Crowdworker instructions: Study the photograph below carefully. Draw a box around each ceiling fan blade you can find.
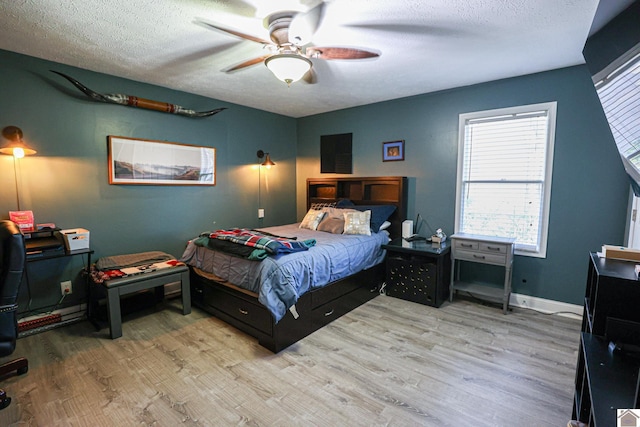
[306,47,380,60]
[224,55,272,72]
[195,18,272,45]
[289,2,326,46]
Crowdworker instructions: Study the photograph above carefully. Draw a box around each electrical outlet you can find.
[258,208,265,218]
[61,281,72,295]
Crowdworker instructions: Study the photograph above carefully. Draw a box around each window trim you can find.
[454,101,557,258]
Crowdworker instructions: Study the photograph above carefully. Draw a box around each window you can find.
[455,102,557,257]
[594,48,640,186]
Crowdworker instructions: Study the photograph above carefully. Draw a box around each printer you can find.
[24,228,65,258]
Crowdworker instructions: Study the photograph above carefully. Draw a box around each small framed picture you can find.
[382,140,405,162]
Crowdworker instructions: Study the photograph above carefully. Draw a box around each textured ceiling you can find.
[0,0,629,118]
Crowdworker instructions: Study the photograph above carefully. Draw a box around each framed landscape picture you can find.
[108,136,215,185]
[383,140,405,162]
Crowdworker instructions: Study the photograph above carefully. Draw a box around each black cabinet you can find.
[382,238,451,307]
[572,253,640,426]
[583,252,640,335]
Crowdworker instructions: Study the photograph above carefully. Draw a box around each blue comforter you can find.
[180,223,389,322]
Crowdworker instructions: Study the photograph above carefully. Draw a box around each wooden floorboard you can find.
[0,295,581,426]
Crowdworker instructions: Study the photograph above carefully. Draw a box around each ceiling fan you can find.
[196,2,380,85]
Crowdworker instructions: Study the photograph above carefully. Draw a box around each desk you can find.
[382,238,451,307]
[25,248,93,321]
[26,248,93,286]
[449,233,515,314]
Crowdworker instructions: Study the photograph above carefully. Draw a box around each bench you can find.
[97,265,191,339]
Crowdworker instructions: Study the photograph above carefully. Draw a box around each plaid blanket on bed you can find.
[208,228,316,257]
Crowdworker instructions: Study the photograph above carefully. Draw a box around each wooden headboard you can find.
[307,176,408,239]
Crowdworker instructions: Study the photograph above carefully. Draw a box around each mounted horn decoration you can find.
[51,71,226,118]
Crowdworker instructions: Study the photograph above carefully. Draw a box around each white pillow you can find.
[299,209,325,230]
[379,220,391,231]
[343,210,371,236]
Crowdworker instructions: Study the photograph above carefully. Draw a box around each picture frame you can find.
[108,136,215,185]
[382,140,405,162]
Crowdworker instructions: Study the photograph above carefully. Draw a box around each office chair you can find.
[0,220,28,410]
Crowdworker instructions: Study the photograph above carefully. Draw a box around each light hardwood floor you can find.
[0,295,581,426]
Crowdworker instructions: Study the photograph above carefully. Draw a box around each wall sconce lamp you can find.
[1,126,37,211]
[256,150,275,221]
[1,126,36,158]
[257,150,275,169]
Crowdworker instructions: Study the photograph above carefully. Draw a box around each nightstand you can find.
[449,233,515,314]
[381,238,451,307]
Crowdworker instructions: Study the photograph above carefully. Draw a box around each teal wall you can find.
[1,46,630,312]
[0,49,297,315]
[296,65,629,305]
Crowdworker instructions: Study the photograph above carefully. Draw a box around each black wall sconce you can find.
[257,150,275,169]
[0,126,36,158]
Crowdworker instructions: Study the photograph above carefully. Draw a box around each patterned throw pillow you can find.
[310,201,337,210]
[343,210,371,236]
[299,209,326,230]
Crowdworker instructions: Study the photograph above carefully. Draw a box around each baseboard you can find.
[510,293,583,319]
[18,304,87,337]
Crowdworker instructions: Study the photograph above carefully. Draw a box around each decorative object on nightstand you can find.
[449,233,515,314]
[431,228,447,244]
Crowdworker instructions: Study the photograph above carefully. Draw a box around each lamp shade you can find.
[257,149,276,169]
[0,126,36,158]
[261,153,276,168]
[265,54,312,85]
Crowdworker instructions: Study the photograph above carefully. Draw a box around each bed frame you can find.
[189,176,408,352]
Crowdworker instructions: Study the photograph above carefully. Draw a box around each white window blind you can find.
[456,102,557,257]
[595,50,640,184]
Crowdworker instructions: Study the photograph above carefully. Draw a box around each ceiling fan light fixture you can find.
[265,54,312,85]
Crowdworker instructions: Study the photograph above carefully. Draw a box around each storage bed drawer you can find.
[311,284,378,328]
[203,285,273,335]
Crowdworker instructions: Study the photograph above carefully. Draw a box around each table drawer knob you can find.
[473,254,486,260]
[238,308,249,315]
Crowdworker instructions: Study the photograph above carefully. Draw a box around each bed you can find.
[182,176,408,352]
